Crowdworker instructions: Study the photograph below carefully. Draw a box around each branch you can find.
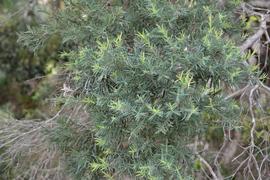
[196,153,221,180]
[249,0,270,9]
[225,84,250,100]
[239,16,267,54]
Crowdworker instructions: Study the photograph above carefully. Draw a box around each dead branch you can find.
[249,0,270,9]
[240,15,268,54]
[225,84,250,100]
[196,153,221,180]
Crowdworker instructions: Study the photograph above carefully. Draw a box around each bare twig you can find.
[225,84,250,100]
[0,106,64,150]
[196,153,221,180]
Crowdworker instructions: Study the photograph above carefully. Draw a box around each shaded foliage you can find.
[0,0,62,118]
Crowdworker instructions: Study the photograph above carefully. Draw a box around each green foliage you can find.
[21,0,250,179]
[48,118,99,179]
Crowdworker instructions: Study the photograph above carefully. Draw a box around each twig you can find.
[196,153,221,180]
[225,84,249,100]
[0,106,64,150]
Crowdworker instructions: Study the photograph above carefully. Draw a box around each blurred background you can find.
[0,0,64,119]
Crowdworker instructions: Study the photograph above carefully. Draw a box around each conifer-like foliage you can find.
[20,0,250,179]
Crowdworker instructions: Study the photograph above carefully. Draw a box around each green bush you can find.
[21,0,251,179]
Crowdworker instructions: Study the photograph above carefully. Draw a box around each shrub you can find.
[20,0,251,179]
